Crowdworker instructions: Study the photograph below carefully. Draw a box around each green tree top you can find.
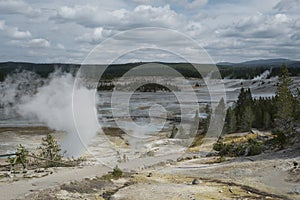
[38,134,65,167]
[276,64,293,121]
[273,64,294,144]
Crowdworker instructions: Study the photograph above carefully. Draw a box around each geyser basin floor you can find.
[0,126,62,154]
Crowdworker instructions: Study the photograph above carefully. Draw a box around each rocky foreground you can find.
[0,127,299,200]
[0,146,296,200]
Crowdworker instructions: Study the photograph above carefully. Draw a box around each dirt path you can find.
[0,166,110,200]
[0,153,182,200]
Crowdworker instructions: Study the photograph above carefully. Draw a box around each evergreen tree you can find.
[252,96,275,129]
[274,64,294,137]
[225,107,237,133]
[38,134,64,167]
[253,98,263,128]
[241,106,254,131]
[263,111,271,129]
[293,88,300,121]
[8,144,28,169]
[269,96,278,124]
[235,87,246,124]
[234,88,253,131]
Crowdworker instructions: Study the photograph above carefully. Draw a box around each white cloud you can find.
[29,38,51,48]
[128,5,186,28]
[275,13,289,23]
[11,27,32,39]
[8,38,51,48]
[52,4,186,30]
[0,0,40,17]
[1,0,300,63]
[218,13,292,39]
[76,27,113,44]
[51,5,123,28]
[57,43,65,49]
[57,6,76,19]
[132,0,208,9]
[0,20,32,39]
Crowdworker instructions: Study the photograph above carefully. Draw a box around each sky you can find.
[0,0,299,63]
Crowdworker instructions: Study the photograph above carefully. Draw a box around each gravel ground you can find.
[6,147,298,200]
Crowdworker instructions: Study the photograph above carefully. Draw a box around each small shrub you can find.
[234,143,246,156]
[8,144,28,169]
[112,165,123,179]
[271,129,287,149]
[213,138,263,157]
[102,165,123,180]
[246,138,263,156]
[213,142,224,151]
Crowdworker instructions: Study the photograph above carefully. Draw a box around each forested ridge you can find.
[1,59,300,81]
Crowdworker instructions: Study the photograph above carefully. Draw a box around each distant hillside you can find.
[217,58,300,79]
[0,59,300,81]
[217,58,300,68]
[0,62,203,80]
[0,62,79,78]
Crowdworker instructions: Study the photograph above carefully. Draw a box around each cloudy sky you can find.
[0,0,299,63]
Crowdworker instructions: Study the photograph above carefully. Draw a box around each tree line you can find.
[1,61,300,82]
[223,65,299,144]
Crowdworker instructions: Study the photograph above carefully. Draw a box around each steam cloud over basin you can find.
[16,72,99,157]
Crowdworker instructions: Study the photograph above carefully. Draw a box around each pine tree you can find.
[225,107,237,133]
[263,111,271,129]
[253,98,263,128]
[234,88,253,131]
[293,88,300,121]
[235,87,246,127]
[241,106,254,131]
[38,134,64,167]
[8,144,28,169]
[274,65,294,137]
